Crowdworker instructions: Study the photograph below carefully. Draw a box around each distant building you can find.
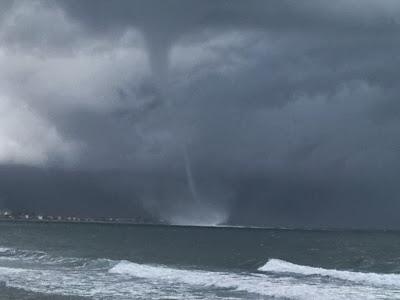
[37,215,43,220]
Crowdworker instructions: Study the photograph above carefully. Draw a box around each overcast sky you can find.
[1,0,400,228]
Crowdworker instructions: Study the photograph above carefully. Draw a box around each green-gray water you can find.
[0,221,399,299]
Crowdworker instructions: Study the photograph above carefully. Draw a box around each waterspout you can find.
[144,31,199,204]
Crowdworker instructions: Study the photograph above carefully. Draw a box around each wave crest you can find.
[0,248,397,300]
[259,259,400,287]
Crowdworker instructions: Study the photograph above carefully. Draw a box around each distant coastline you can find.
[0,210,165,225]
[0,218,163,226]
[0,215,397,233]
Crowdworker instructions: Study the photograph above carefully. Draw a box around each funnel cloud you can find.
[1,0,400,228]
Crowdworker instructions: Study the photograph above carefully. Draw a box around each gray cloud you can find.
[0,0,400,228]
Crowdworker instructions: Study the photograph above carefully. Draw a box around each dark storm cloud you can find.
[1,0,400,228]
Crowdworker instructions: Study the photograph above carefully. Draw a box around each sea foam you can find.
[0,246,399,300]
[259,259,400,287]
[109,260,399,300]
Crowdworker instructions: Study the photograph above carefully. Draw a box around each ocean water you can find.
[0,222,399,299]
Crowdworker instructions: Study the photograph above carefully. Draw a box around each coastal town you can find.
[0,210,165,224]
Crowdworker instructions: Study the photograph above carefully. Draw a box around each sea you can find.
[0,221,399,300]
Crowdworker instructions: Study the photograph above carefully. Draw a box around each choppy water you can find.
[0,221,399,299]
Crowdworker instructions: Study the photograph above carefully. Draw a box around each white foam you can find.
[259,259,400,287]
[109,260,400,300]
[0,248,398,300]
[0,247,90,267]
[0,247,14,253]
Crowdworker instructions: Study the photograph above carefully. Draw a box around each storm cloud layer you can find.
[1,0,400,228]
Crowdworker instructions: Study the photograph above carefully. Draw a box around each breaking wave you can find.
[0,248,13,253]
[109,260,400,300]
[0,247,399,300]
[0,246,112,269]
[259,259,400,287]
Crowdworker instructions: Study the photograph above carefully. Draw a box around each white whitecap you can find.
[109,260,400,300]
[259,259,400,287]
[0,248,398,300]
[0,247,13,253]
